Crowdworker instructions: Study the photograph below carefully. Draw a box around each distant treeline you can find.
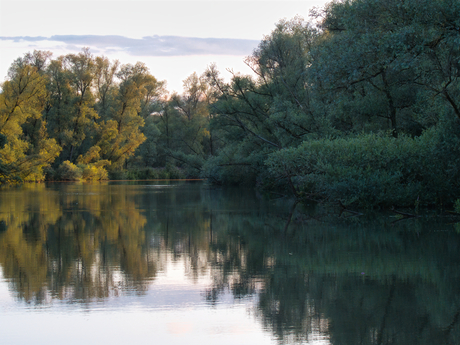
[1,0,460,208]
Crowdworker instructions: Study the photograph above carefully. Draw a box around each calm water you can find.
[0,181,459,345]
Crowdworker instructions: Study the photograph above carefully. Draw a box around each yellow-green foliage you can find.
[57,161,82,181]
[81,165,108,181]
[0,61,61,183]
[57,160,109,181]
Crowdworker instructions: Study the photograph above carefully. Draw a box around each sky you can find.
[0,0,330,93]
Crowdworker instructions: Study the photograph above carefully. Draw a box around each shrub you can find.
[108,170,127,180]
[165,164,186,179]
[266,124,460,208]
[201,152,260,185]
[108,167,186,180]
[56,161,82,181]
[81,164,108,181]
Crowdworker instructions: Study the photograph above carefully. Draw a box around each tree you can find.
[42,50,165,177]
[94,55,119,119]
[63,48,98,162]
[201,18,319,186]
[311,0,460,137]
[95,62,153,169]
[0,53,61,182]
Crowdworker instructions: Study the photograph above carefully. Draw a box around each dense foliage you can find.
[1,0,460,207]
[203,0,460,208]
[0,49,166,182]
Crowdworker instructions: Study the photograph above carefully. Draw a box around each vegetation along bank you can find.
[1,0,460,209]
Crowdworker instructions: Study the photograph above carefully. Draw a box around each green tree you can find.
[63,48,98,162]
[95,62,151,170]
[0,53,61,182]
[201,19,319,186]
[93,55,119,119]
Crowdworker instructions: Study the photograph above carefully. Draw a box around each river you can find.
[0,181,458,344]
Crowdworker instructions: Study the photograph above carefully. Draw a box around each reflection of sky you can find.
[0,308,275,345]
[0,253,329,345]
[0,251,241,308]
[0,267,11,305]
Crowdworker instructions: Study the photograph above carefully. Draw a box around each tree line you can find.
[1,0,460,207]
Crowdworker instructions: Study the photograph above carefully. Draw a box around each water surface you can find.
[0,182,459,344]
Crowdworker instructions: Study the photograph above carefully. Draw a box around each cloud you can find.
[0,35,260,57]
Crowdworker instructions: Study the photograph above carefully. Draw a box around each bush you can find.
[108,166,186,180]
[266,124,460,208]
[124,168,160,180]
[201,152,260,185]
[165,164,186,179]
[108,170,127,180]
[56,161,82,181]
[81,164,108,181]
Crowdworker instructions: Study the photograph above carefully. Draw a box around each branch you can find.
[220,113,281,148]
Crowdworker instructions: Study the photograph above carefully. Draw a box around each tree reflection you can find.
[0,184,157,303]
[1,183,460,344]
[198,205,460,345]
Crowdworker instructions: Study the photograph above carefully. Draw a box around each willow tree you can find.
[201,18,319,185]
[261,0,460,205]
[42,50,165,178]
[94,62,153,170]
[311,0,460,137]
[0,52,61,182]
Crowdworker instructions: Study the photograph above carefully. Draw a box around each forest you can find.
[1,0,460,208]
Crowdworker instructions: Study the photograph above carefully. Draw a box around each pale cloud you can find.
[0,37,255,93]
[0,35,259,57]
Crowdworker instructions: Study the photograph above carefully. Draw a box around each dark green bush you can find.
[266,120,460,208]
[108,166,186,180]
